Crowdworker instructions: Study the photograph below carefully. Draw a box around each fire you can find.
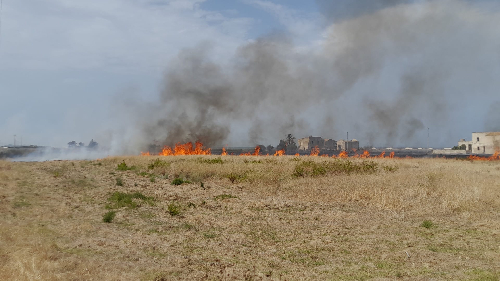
[295,153,300,157]
[141,151,151,156]
[274,149,285,156]
[241,146,261,156]
[148,141,212,156]
[310,146,320,156]
[221,147,227,156]
[468,151,500,161]
[338,151,349,158]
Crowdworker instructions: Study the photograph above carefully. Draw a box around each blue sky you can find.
[0,0,499,150]
[0,0,323,147]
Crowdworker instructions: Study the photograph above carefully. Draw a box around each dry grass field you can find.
[0,156,499,280]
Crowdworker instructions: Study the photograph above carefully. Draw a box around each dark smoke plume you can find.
[126,0,500,151]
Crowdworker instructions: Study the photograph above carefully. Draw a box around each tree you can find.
[277,134,298,154]
[88,139,99,149]
[68,141,77,148]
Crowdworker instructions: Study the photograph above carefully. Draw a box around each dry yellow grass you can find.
[0,156,499,280]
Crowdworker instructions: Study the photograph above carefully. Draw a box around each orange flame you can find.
[360,150,370,158]
[240,146,261,156]
[468,151,500,161]
[310,146,320,156]
[274,149,285,156]
[338,151,348,158]
[143,141,212,156]
[221,147,227,156]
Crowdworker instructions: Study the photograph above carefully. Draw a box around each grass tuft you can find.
[171,178,191,185]
[148,159,169,170]
[167,203,181,216]
[102,211,116,223]
[199,157,224,164]
[115,177,124,186]
[117,161,136,171]
[106,191,154,209]
[421,220,434,229]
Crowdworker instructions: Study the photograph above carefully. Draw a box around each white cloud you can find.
[0,0,254,72]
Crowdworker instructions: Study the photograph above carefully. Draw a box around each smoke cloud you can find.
[123,0,500,151]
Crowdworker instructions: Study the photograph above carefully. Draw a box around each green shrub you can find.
[116,177,124,186]
[171,178,191,185]
[117,161,136,171]
[168,203,181,216]
[103,211,116,223]
[171,178,184,185]
[148,159,169,170]
[106,192,154,209]
[421,220,434,229]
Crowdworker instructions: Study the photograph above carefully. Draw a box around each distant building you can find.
[337,139,360,152]
[298,136,326,150]
[458,132,500,154]
[324,139,337,150]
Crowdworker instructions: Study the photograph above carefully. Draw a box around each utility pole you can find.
[347,132,349,141]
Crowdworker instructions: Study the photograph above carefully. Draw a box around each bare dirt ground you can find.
[0,156,499,280]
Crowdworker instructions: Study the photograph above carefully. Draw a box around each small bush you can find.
[116,177,124,186]
[103,211,116,223]
[168,203,181,216]
[117,161,136,171]
[421,220,434,229]
[171,178,191,185]
[106,192,154,209]
[138,171,155,177]
[148,159,169,170]
[150,176,156,183]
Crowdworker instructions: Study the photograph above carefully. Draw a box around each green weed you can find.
[117,161,136,171]
[171,178,191,185]
[421,220,434,229]
[168,203,181,216]
[148,159,169,170]
[103,211,116,223]
[106,192,154,209]
[116,177,124,186]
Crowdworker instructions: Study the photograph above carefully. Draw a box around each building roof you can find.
[486,132,500,136]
